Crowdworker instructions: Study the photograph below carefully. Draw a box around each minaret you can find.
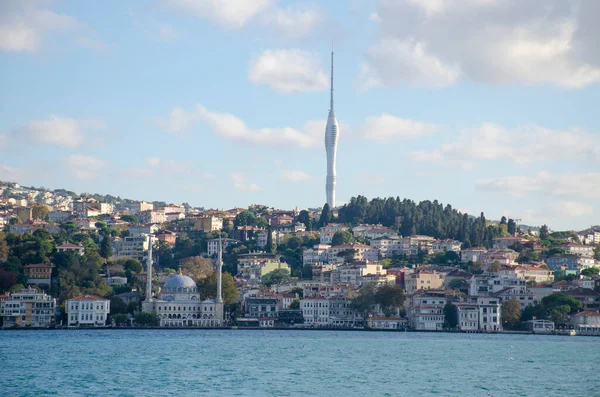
[216,236,223,303]
[145,234,153,303]
[324,48,339,208]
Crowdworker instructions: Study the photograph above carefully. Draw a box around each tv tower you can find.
[324,48,339,208]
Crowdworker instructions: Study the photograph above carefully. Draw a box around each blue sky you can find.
[1,0,599,230]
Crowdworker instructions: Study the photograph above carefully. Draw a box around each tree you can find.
[262,268,290,287]
[297,210,312,231]
[135,312,158,326]
[197,271,239,304]
[112,313,129,326]
[581,267,600,277]
[595,244,600,261]
[337,249,358,263]
[443,303,458,329]
[289,299,300,309]
[234,210,256,227]
[0,269,18,292]
[120,215,139,224]
[502,298,521,330]
[540,225,550,240]
[180,256,213,281]
[117,258,143,274]
[351,284,377,317]
[488,261,502,273]
[99,236,112,259]
[507,219,517,236]
[0,232,9,261]
[521,303,547,322]
[448,278,467,291]
[375,285,406,317]
[318,203,333,227]
[32,205,49,220]
[541,293,582,314]
[331,230,354,246]
[110,296,128,314]
[550,305,571,326]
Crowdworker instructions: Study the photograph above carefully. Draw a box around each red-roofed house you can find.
[571,310,600,334]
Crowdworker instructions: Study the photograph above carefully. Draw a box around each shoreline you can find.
[2,326,597,337]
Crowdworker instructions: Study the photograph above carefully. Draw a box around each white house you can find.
[67,295,111,327]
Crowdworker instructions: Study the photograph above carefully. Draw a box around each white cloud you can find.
[0,164,27,181]
[355,171,386,186]
[145,157,162,167]
[411,123,600,169]
[231,173,261,192]
[476,172,600,200]
[363,113,440,142]
[262,6,323,39]
[161,0,273,29]
[249,49,329,93]
[158,104,324,148]
[0,2,80,52]
[64,155,105,180]
[361,0,600,88]
[9,115,105,148]
[121,168,153,178]
[280,169,312,183]
[523,201,593,227]
[358,38,460,89]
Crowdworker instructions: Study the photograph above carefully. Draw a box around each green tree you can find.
[180,256,213,280]
[99,236,112,259]
[197,271,239,304]
[0,232,9,261]
[296,210,312,231]
[117,258,143,273]
[539,224,550,240]
[234,210,256,227]
[488,261,502,273]
[262,268,290,287]
[581,267,600,277]
[375,285,406,317]
[595,244,600,261]
[318,203,333,227]
[443,303,458,329]
[541,293,582,314]
[507,219,517,236]
[331,230,354,246]
[550,305,571,326]
[289,299,300,309]
[135,312,158,326]
[337,249,358,263]
[120,215,139,224]
[351,284,377,317]
[110,296,128,314]
[32,205,49,220]
[448,278,467,291]
[112,313,129,326]
[502,298,522,330]
[521,303,547,322]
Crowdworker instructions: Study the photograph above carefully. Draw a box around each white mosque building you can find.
[141,235,224,327]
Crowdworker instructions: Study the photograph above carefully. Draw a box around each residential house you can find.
[556,243,594,258]
[129,201,153,214]
[460,247,487,263]
[128,224,159,237]
[432,239,462,253]
[1,288,56,328]
[138,210,166,224]
[302,244,330,265]
[156,230,177,246]
[369,235,403,258]
[563,288,600,310]
[571,311,600,334]
[405,270,445,295]
[547,254,596,271]
[66,295,110,327]
[56,243,84,256]
[457,296,502,332]
[23,263,53,288]
[326,243,378,263]
[244,297,279,318]
[492,237,523,250]
[407,290,448,331]
[207,238,239,256]
[48,210,74,223]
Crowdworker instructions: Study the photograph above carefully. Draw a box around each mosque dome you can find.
[163,275,197,293]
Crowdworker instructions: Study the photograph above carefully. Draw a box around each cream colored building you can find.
[405,270,445,295]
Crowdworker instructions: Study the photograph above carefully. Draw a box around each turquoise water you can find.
[1,330,598,396]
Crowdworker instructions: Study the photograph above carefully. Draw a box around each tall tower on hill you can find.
[324,49,339,208]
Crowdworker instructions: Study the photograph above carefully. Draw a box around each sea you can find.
[1,329,598,397]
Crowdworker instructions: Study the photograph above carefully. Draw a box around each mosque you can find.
[141,235,224,327]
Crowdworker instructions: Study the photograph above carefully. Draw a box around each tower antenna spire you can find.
[330,43,334,111]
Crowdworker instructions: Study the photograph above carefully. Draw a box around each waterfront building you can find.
[66,295,110,327]
[244,297,279,318]
[141,235,224,327]
[1,288,56,328]
[407,290,448,331]
[456,296,502,332]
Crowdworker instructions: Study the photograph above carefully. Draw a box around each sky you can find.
[0,0,599,231]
